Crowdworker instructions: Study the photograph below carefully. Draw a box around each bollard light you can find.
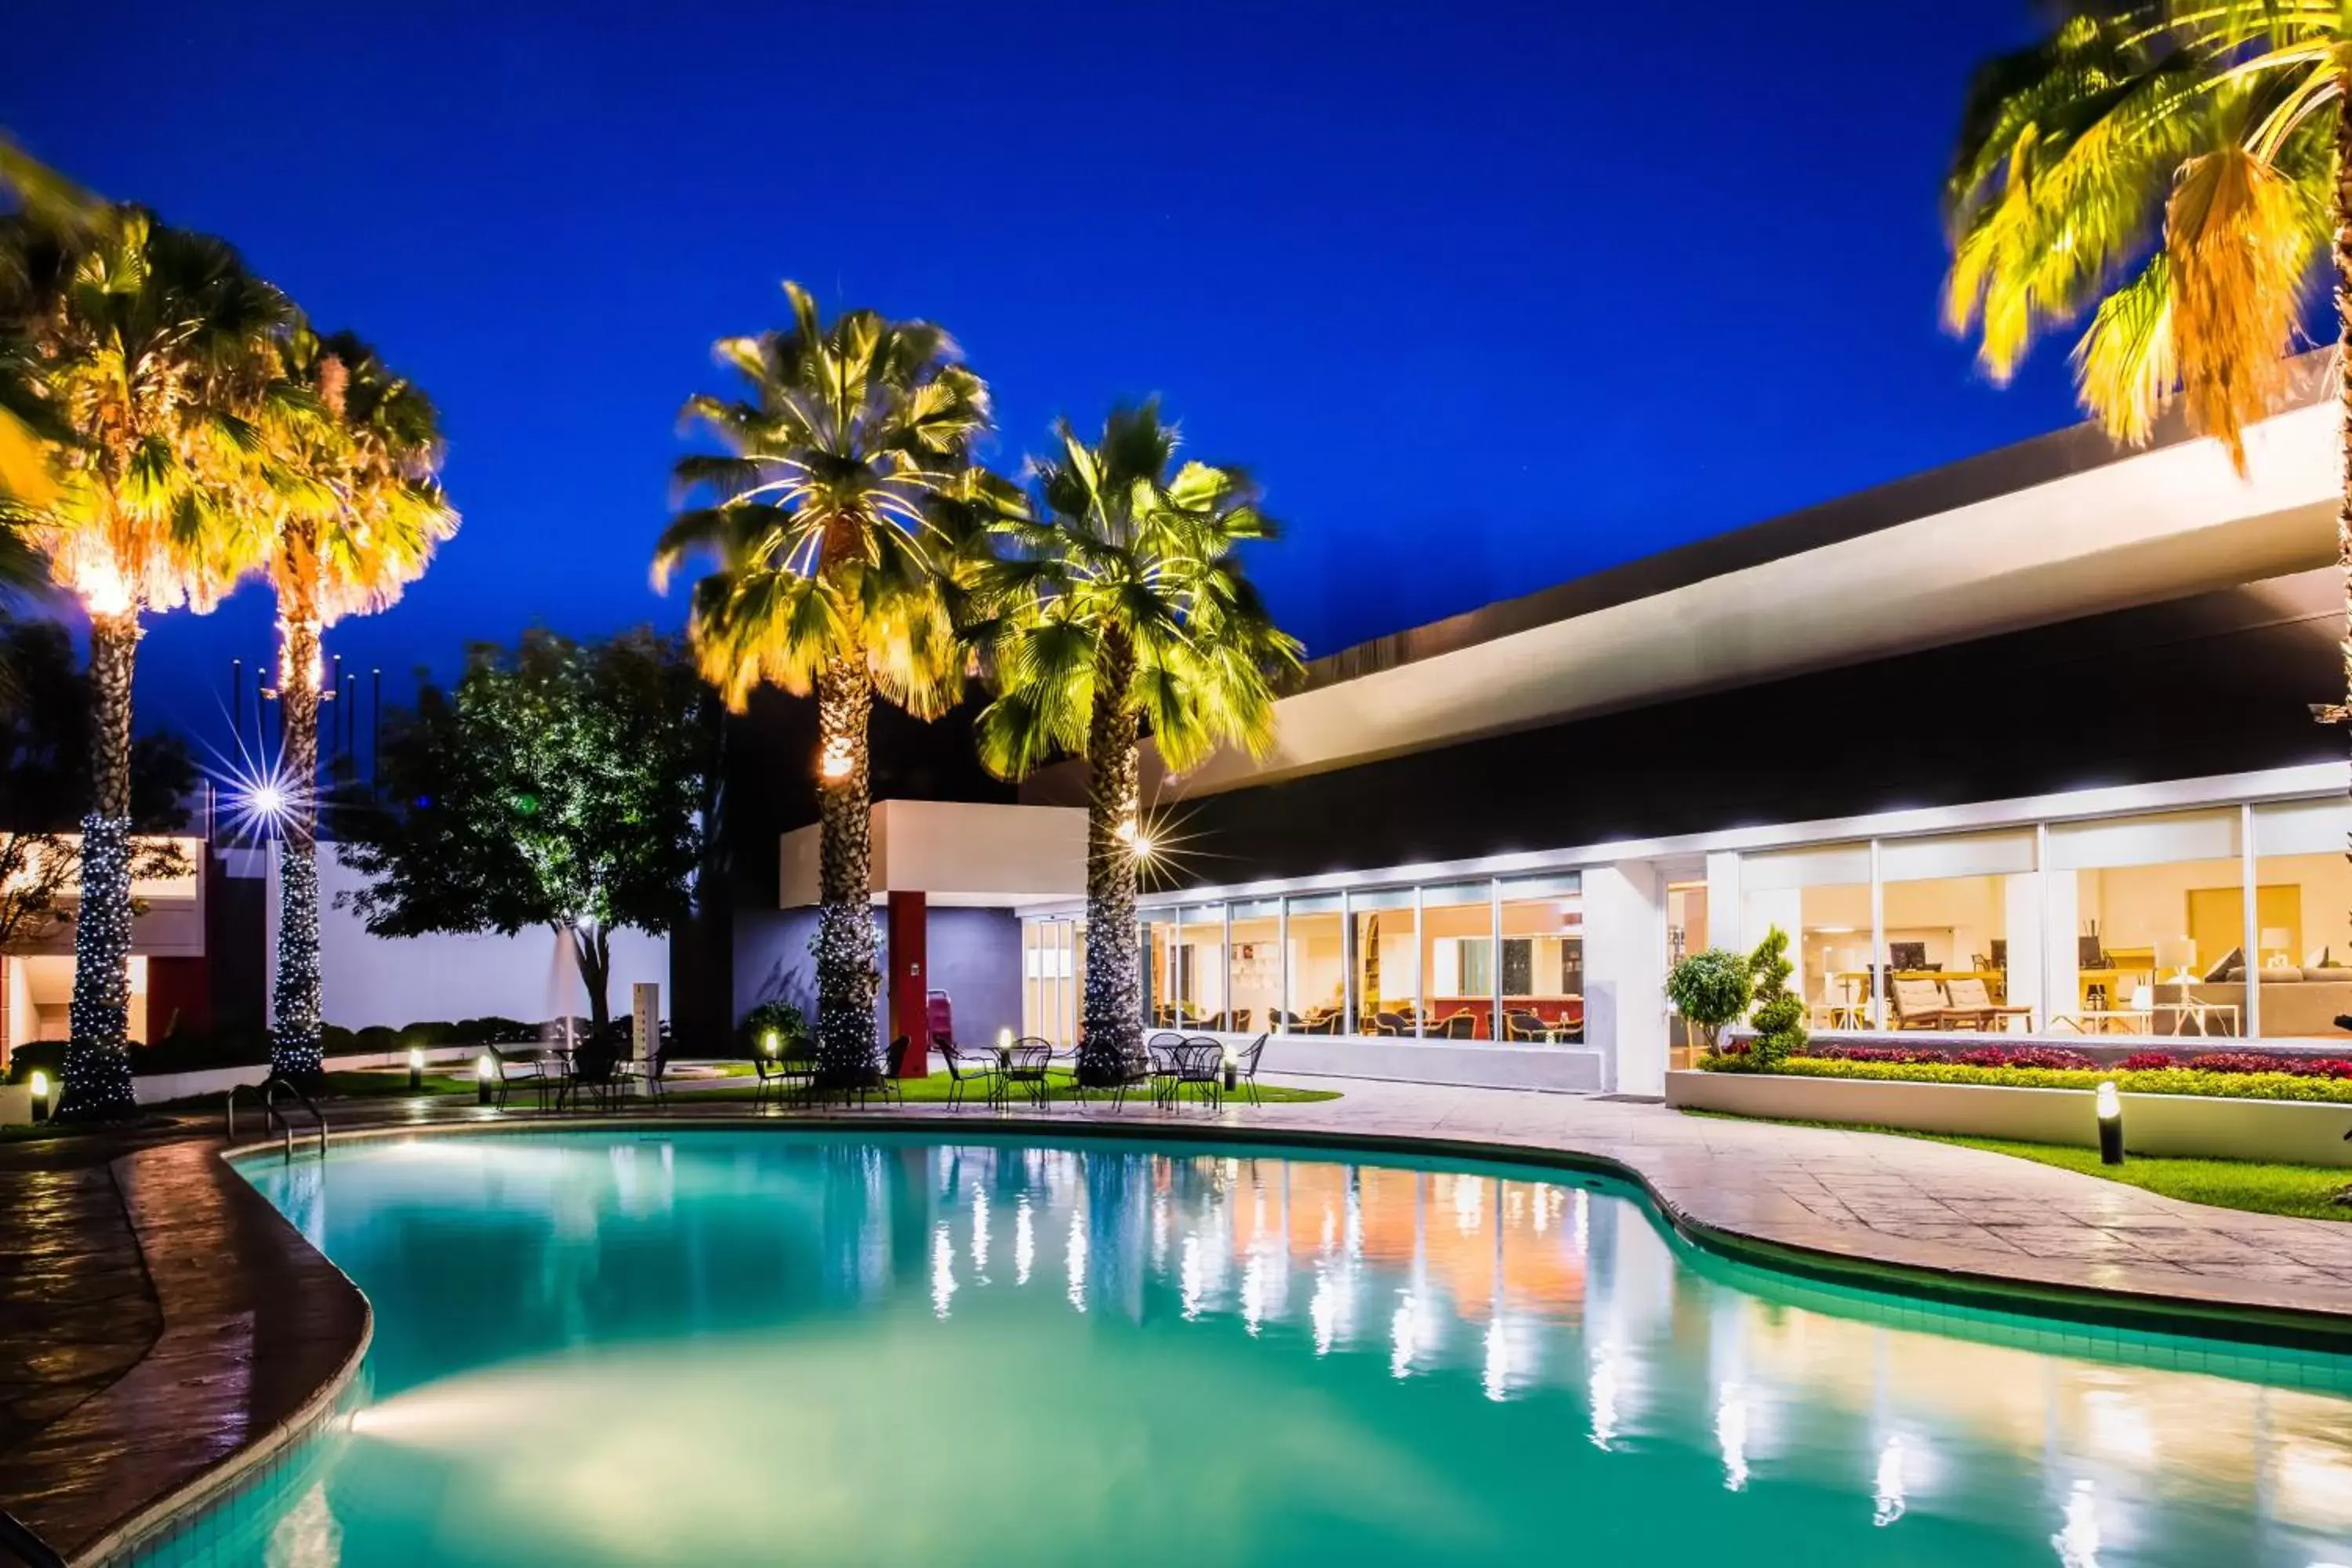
[2095,1080,2124,1166]
[476,1053,496,1107]
[763,1029,780,1058]
[28,1069,49,1123]
[408,1046,425,1092]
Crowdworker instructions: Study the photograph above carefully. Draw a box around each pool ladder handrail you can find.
[225,1076,328,1160]
[0,1508,67,1568]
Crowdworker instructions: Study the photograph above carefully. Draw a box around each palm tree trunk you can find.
[270,610,325,1081]
[2337,88,2352,870]
[813,654,877,1084]
[1079,629,1142,1086]
[58,611,140,1120]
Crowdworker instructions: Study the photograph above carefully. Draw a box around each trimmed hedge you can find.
[1700,1052,2352,1104]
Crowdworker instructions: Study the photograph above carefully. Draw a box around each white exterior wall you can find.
[1584,861,1669,1095]
[289,848,671,1029]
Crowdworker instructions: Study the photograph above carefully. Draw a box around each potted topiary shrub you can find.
[1667,947,1752,1055]
[1740,925,1809,1072]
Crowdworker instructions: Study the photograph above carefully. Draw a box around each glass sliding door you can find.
[1876,830,2039,1032]
[1228,899,1282,1037]
[1499,874,1581,1043]
[1284,895,1345,1034]
[1421,881,1496,1039]
[2046,809,2246,1039]
[2250,798,2352,1044]
[1350,888,1417,1036]
[1739,843,1872,1028]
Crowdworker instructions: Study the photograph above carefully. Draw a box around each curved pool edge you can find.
[16,1142,375,1568]
[77,1105,2352,1562]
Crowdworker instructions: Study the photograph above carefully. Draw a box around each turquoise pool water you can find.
[132,1131,2350,1566]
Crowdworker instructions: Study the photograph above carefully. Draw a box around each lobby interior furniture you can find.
[2053,983,2156,1036]
[2173,966,2352,1035]
[1371,1010,1414,1036]
[1889,978,1954,1029]
[1433,1012,1478,1039]
[1942,978,2034,1032]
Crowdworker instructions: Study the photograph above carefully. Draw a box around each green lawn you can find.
[1684,1109,2352,1222]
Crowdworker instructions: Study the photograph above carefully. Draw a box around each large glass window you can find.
[1500,874,1582,1043]
[1878,830,2039,1033]
[1170,904,1225,1029]
[1666,880,1709,1067]
[1422,880,1496,1040]
[2048,809,2245,1040]
[1351,888,1417,1036]
[1740,843,1872,1029]
[1284,895,1345,1034]
[2252,799,2352,1044]
[1021,920,1079,1044]
[1227,899,1283,1038]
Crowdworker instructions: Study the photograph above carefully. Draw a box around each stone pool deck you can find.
[5,1076,2351,1561]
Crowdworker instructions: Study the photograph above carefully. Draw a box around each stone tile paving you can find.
[5,1073,2351,1560]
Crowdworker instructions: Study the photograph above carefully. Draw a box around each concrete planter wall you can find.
[1666,1069,2352,1169]
[131,1046,488,1107]
[1258,1033,1603,1094]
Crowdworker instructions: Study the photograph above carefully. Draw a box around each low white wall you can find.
[1258,1033,1603,1093]
[1666,1069,2352,1168]
[295,851,670,1030]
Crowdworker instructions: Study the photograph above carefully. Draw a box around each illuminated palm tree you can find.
[1943,5,2350,731]
[253,324,456,1080]
[1,206,287,1116]
[0,139,99,514]
[974,401,1301,1083]
[655,281,996,1082]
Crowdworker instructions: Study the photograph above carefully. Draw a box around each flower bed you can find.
[1699,1051,2352,1105]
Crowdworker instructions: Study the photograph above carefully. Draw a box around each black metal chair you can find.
[1145,1032,1187,1107]
[567,1044,624,1112]
[1105,1036,1156,1110]
[1170,1036,1225,1109]
[619,1049,667,1107]
[753,1047,815,1110]
[997,1038,1054,1112]
[849,1036,909,1109]
[1232,1032,1270,1105]
[938,1040,1000,1112]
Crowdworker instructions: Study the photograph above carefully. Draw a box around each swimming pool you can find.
[129,1130,2351,1565]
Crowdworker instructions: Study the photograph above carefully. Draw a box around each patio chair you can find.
[567,1040,625,1112]
[1169,1036,1225,1109]
[752,1048,813,1111]
[1232,1033,1270,1105]
[937,1040,1000,1112]
[997,1040,1054,1112]
[1145,1032,1187,1107]
[1503,1009,1551,1042]
[1106,1036,1157,1111]
[619,1048,668,1108]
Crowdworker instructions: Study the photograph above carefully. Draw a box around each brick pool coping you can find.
[14,1080,2352,1561]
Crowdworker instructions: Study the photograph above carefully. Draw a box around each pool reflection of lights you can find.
[1716,1382,1751,1492]
[2053,1478,2101,1568]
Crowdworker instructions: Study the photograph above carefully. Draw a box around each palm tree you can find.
[1,206,287,1116]
[252,323,456,1080]
[655,281,996,1083]
[973,401,1301,1083]
[1941,5,2350,731]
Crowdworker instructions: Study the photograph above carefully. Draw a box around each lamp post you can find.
[2096,1080,2124,1166]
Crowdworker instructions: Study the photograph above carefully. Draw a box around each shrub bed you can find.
[1698,1051,2352,1104]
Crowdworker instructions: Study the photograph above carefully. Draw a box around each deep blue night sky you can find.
[5,1,2084,760]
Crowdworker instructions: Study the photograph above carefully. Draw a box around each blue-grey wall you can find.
[729,904,1018,1051]
[921,906,1021,1047]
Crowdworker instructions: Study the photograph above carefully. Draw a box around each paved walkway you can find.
[6,1075,2352,1560]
